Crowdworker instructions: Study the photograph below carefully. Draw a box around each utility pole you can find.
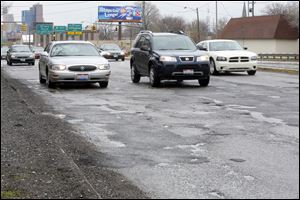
[196,8,200,42]
[247,1,250,17]
[142,1,146,30]
[252,1,255,17]
[215,1,218,38]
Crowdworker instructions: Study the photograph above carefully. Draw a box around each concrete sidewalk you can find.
[257,61,299,75]
[1,71,148,199]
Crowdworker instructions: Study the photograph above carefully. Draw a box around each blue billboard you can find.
[98,6,142,22]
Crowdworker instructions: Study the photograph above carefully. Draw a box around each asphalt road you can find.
[1,60,299,199]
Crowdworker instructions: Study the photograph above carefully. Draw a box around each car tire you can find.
[198,76,210,87]
[46,70,55,88]
[116,58,118,61]
[247,70,256,75]
[131,63,141,83]
[149,65,160,87]
[210,59,219,75]
[122,58,125,61]
[99,81,108,88]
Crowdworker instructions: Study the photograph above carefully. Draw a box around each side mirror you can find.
[141,45,150,51]
[198,46,207,51]
[244,47,248,50]
[41,52,49,57]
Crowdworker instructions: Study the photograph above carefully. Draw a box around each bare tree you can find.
[1,1,12,16]
[187,20,210,43]
[263,2,299,32]
[156,15,186,32]
[134,1,160,31]
[212,18,229,39]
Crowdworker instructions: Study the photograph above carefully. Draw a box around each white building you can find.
[220,15,299,54]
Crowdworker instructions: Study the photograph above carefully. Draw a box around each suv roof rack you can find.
[169,30,186,35]
[139,30,153,34]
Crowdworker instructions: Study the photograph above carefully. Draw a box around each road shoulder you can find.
[1,70,148,199]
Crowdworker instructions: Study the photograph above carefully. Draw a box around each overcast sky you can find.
[3,1,295,28]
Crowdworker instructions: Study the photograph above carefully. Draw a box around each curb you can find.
[257,67,299,75]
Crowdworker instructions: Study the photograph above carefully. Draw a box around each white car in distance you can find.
[197,40,258,75]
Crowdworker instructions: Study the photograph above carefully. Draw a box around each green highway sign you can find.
[67,24,82,35]
[54,26,67,33]
[36,23,53,35]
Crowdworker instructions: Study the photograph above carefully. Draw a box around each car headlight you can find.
[160,56,177,62]
[52,64,66,71]
[120,51,125,55]
[30,54,35,58]
[197,55,209,62]
[98,63,110,70]
[216,56,227,61]
[251,56,257,61]
[11,55,16,58]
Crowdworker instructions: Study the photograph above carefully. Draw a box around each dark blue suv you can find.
[130,31,210,87]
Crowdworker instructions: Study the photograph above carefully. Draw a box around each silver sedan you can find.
[39,41,111,88]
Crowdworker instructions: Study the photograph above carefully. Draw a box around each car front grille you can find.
[16,56,29,59]
[229,57,249,63]
[179,56,194,62]
[68,65,97,72]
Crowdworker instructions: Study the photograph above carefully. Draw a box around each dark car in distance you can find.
[6,45,35,66]
[99,43,125,61]
[130,31,210,87]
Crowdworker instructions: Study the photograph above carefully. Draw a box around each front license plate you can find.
[20,59,26,61]
[76,74,89,80]
[183,69,194,75]
[113,55,118,58]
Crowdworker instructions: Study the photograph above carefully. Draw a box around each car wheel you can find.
[210,59,219,75]
[46,70,55,88]
[131,63,141,83]
[99,81,108,88]
[122,58,125,61]
[32,62,35,66]
[198,76,210,87]
[247,70,256,75]
[149,65,160,87]
[116,58,118,61]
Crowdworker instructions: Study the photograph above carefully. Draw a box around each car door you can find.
[140,36,151,75]
[133,36,145,74]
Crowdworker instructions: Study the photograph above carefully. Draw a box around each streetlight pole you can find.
[196,8,200,42]
[184,6,200,42]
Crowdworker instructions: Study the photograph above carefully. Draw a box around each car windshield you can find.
[11,46,32,52]
[101,44,121,51]
[153,35,197,51]
[209,41,243,51]
[51,43,99,57]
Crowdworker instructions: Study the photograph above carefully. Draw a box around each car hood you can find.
[105,50,122,53]
[50,56,108,65]
[11,52,34,57]
[153,50,207,57]
[210,50,257,57]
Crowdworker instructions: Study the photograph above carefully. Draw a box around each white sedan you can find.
[197,39,258,75]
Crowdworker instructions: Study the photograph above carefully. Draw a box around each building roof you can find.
[220,15,299,40]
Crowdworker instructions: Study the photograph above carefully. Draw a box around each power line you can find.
[3,1,92,8]
[220,2,232,18]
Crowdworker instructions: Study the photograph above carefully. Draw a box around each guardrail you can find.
[258,54,299,61]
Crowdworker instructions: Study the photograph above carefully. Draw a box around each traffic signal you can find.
[92,25,96,32]
[115,27,118,31]
[52,34,56,41]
